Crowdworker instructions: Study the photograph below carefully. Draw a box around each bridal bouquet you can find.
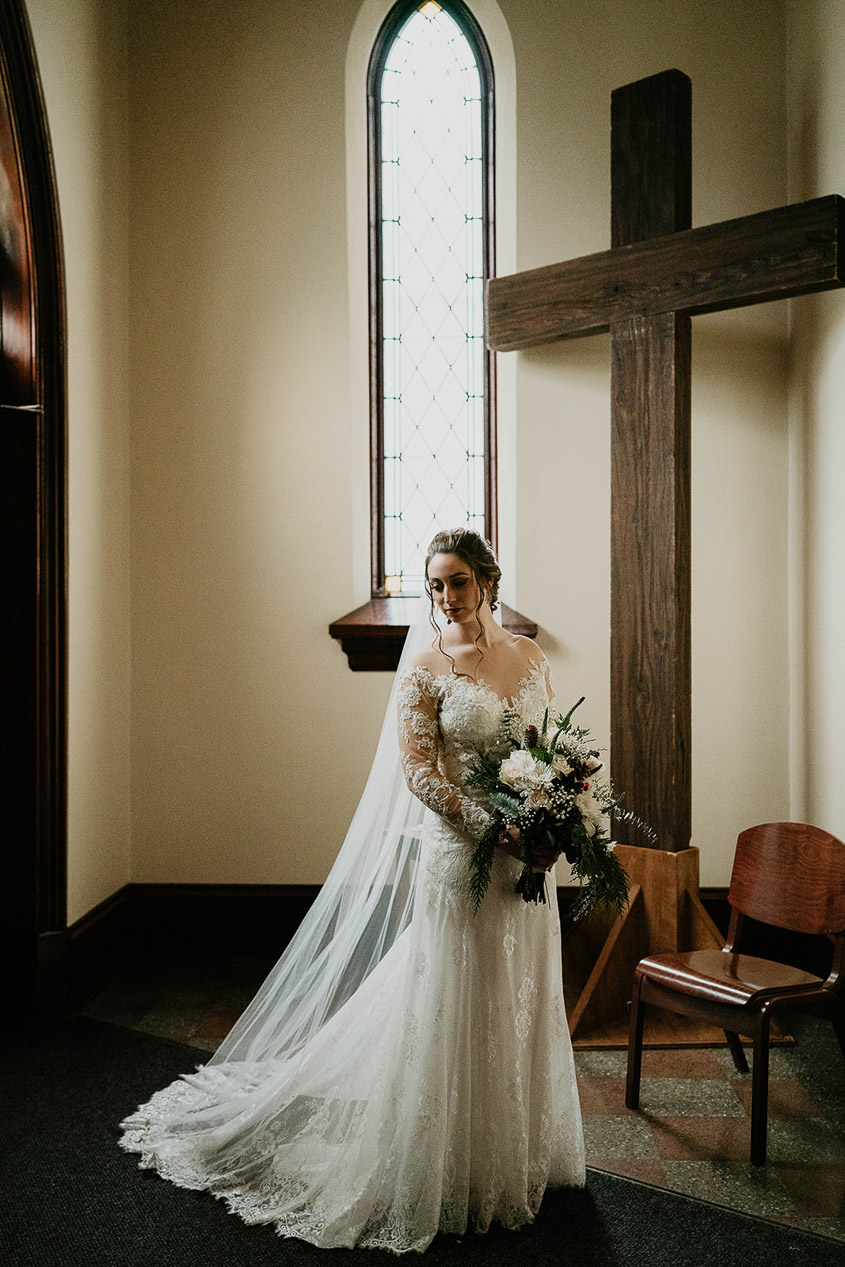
[464,698,648,922]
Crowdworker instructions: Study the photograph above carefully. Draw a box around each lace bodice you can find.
[397,659,552,842]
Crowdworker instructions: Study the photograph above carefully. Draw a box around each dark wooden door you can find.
[0,1,66,1017]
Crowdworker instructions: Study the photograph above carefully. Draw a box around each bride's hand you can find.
[497,827,560,872]
[496,825,523,862]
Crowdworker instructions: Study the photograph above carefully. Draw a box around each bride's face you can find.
[426,553,486,624]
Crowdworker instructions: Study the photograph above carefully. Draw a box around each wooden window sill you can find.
[329,598,539,671]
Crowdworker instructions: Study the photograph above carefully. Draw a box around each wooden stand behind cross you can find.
[486,68,844,854]
[486,69,844,1044]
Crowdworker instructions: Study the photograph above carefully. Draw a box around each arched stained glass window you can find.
[368,0,495,596]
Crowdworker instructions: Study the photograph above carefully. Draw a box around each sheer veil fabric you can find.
[210,598,438,1068]
[119,599,585,1253]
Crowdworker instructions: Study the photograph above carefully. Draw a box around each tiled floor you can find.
[576,1041,845,1239]
[84,956,845,1242]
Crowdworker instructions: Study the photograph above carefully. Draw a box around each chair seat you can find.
[636,949,823,1008]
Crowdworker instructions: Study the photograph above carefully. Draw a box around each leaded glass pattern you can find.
[372,2,492,595]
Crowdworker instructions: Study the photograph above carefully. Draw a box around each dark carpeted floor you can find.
[1,1017,842,1267]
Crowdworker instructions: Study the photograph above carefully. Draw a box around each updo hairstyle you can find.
[424,528,501,612]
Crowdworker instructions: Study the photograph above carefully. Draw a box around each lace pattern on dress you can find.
[119,652,585,1254]
[397,661,548,844]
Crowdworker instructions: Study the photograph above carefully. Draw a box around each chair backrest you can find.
[728,822,845,936]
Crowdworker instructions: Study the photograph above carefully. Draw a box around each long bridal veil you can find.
[210,596,436,1067]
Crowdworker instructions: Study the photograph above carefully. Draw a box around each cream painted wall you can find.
[786,0,845,841]
[127,0,388,884]
[124,0,795,891]
[26,0,132,923]
[126,0,792,891]
[24,0,797,913]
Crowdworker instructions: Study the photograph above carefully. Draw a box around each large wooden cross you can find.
[487,69,844,852]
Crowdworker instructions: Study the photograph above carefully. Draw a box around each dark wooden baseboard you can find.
[67,883,321,1011]
[67,887,127,1010]
[73,880,830,1018]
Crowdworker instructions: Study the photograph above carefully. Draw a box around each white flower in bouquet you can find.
[499,749,555,793]
[525,788,553,811]
[574,787,604,837]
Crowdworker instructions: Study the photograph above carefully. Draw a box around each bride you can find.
[120,528,585,1253]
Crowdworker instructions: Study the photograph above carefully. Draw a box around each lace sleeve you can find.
[397,667,494,842]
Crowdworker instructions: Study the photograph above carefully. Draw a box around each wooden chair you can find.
[625,822,845,1164]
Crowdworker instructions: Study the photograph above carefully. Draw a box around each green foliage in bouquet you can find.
[564,821,629,926]
[465,698,654,920]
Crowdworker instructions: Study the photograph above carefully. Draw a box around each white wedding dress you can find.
[120,658,585,1254]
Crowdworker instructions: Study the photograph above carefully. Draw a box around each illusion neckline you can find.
[411,658,545,708]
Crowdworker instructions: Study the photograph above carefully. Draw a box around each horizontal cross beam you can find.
[486,195,845,351]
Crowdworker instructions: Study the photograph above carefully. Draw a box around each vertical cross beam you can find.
[610,70,692,850]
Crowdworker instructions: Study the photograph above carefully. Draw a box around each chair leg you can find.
[750,1010,771,1166]
[625,973,645,1110]
[724,1029,749,1074]
[830,1006,845,1063]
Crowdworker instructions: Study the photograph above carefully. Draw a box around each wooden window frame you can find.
[331,1,538,668]
[367,0,497,598]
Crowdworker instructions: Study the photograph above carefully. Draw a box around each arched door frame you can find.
[0,0,67,1016]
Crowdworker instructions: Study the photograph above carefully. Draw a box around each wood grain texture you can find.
[637,948,823,1003]
[608,71,692,852]
[728,822,845,936]
[611,68,691,248]
[329,599,539,670]
[485,195,845,350]
[0,70,34,402]
[564,844,725,1045]
[610,311,691,848]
